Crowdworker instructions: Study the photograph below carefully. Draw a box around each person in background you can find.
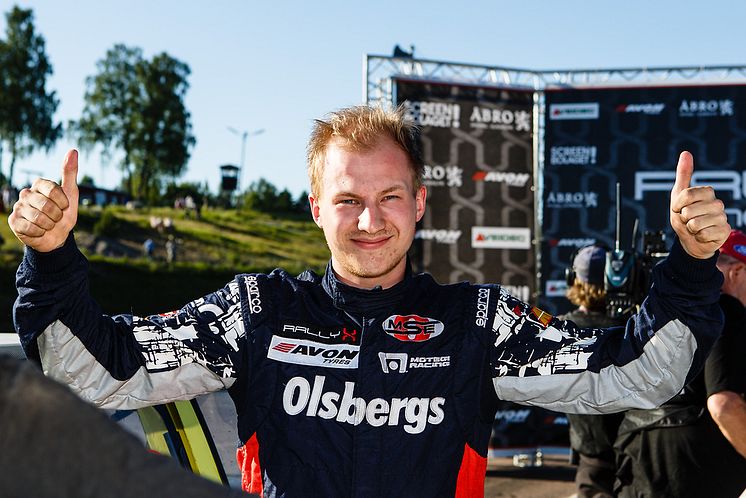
[560,244,626,498]
[614,229,746,498]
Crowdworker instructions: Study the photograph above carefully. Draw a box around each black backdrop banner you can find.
[541,84,746,313]
[395,79,536,301]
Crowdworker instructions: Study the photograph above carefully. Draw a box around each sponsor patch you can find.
[268,336,359,369]
[383,315,445,342]
[283,375,446,434]
[280,322,360,345]
[378,352,451,373]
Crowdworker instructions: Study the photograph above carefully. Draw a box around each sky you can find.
[3,0,746,196]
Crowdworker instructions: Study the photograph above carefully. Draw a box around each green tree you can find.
[0,6,61,186]
[71,44,195,202]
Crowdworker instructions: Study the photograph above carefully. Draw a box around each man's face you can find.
[309,136,426,289]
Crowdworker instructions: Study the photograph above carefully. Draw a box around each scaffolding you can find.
[364,54,746,107]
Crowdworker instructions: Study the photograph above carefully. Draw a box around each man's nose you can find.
[358,204,385,233]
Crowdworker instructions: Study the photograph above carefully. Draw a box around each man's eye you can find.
[338,199,358,205]
[382,195,400,201]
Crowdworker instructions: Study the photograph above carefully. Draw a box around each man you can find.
[560,244,626,498]
[614,229,746,498]
[0,354,248,498]
[9,106,730,497]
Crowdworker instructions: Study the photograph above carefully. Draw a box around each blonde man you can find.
[10,106,731,497]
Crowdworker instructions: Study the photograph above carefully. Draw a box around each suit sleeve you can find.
[13,235,247,410]
[485,238,723,414]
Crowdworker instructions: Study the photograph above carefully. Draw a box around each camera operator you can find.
[561,244,626,498]
[614,229,746,498]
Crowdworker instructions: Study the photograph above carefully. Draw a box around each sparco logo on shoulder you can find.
[383,315,444,342]
[246,275,262,314]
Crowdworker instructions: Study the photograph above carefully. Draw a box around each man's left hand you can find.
[670,151,731,259]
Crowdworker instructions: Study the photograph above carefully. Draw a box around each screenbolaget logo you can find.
[471,227,531,249]
[267,336,359,369]
[415,229,462,244]
[679,99,734,117]
[546,191,598,208]
[423,164,463,187]
[283,375,445,434]
[550,146,597,166]
[472,170,531,187]
[403,100,460,128]
[549,103,599,120]
[382,315,445,342]
[378,352,451,373]
[615,103,665,115]
[469,106,531,132]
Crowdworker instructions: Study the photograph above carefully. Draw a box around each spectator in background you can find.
[166,235,176,264]
[614,229,746,498]
[560,244,626,498]
[143,238,155,260]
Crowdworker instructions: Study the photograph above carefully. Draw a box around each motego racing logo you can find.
[382,314,445,342]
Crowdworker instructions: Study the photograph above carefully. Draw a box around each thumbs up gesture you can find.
[670,151,731,259]
[8,149,80,253]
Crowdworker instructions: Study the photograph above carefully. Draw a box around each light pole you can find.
[227,126,265,193]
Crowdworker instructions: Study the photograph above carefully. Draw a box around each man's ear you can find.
[309,193,322,228]
[415,186,427,222]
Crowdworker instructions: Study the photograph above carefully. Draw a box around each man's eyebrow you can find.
[333,185,407,199]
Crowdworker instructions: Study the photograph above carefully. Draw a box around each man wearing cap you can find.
[614,230,746,497]
[561,244,626,498]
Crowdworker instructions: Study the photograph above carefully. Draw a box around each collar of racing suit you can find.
[320,259,413,316]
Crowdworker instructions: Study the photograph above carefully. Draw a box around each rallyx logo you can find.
[283,375,446,434]
[245,276,262,314]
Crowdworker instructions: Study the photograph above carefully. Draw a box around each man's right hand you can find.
[8,149,79,253]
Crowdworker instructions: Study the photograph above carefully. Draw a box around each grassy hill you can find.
[0,205,329,333]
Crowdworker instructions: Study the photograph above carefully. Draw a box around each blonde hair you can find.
[306,105,423,197]
[566,281,607,310]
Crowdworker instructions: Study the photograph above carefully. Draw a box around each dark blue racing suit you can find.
[14,235,723,497]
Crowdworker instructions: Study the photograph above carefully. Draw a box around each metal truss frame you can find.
[364,54,746,107]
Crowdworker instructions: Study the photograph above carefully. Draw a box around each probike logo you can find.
[282,375,446,434]
[549,103,599,120]
[383,315,445,342]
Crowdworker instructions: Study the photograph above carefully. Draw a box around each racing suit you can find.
[14,235,723,497]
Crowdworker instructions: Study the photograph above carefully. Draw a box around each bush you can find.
[93,207,122,237]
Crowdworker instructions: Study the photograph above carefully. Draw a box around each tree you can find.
[0,6,61,186]
[71,44,195,202]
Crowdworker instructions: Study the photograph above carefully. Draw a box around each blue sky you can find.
[4,0,746,196]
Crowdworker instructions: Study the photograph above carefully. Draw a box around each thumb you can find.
[61,149,79,200]
[671,150,694,197]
